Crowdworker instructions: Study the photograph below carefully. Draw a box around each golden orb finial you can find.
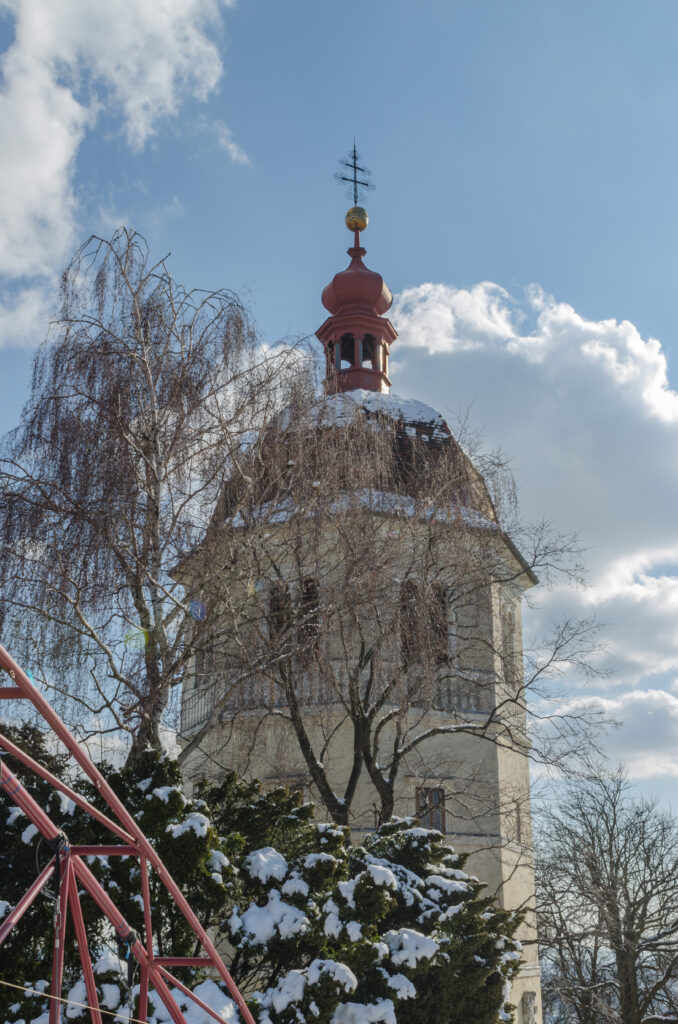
[346,206,368,233]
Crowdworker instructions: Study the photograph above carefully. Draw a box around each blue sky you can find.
[1,0,678,804]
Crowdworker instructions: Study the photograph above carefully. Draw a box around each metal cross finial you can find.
[335,142,374,206]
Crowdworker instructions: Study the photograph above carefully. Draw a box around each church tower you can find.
[316,204,541,1022]
[181,189,542,1024]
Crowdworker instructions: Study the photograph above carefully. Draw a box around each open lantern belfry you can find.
[319,146,396,395]
[0,644,256,1024]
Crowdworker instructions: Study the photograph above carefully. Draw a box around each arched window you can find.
[401,581,451,669]
[400,580,419,669]
[339,333,355,369]
[298,577,320,658]
[360,334,377,369]
[429,584,449,666]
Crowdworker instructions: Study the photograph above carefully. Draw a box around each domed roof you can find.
[321,245,393,316]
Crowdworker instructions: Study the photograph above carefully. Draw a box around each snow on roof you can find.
[227,490,496,531]
[321,390,449,435]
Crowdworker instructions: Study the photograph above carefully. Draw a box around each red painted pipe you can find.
[0,646,257,1024]
[0,758,61,841]
[0,730,135,844]
[0,859,55,946]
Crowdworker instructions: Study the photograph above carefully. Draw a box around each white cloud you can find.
[393,281,518,354]
[392,282,678,421]
[146,194,186,234]
[0,283,54,347]
[558,689,678,780]
[201,116,251,165]
[391,281,678,706]
[0,0,240,347]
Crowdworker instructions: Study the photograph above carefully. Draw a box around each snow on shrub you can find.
[244,847,288,883]
[2,751,522,1024]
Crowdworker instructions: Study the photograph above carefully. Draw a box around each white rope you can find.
[0,976,150,1024]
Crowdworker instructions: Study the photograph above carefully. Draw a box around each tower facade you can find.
[181,205,542,1024]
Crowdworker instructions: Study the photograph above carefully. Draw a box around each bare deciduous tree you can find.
[177,380,606,838]
[536,770,678,1024]
[0,228,297,760]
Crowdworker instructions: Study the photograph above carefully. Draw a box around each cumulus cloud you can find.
[0,283,55,348]
[391,281,678,736]
[392,282,678,421]
[559,689,678,781]
[0,0,239,346]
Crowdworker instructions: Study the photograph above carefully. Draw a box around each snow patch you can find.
[322,390,448,436]
[366,864,398,889]
[166,812,210,839]
[258,960,357,1019]
[57,792,76,815]
[425,873,468,894]
[100,984,121,1010]
[189,980,239,1024]
[231,890,310,945]
[331,999,396,1024]
[21,823,38,844]
[304,852,339,869]
[337,878,357,908]
[383,928,439,968]
[149,786,186,805]
[386,973,416,1000]
[94,951,126,976]
[65,979,87,1018]
[281,873,309,897]
[244,847,288,883]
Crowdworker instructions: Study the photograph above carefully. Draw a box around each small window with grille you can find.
[416,786,446,832]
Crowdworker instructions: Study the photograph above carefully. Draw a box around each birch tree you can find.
[0,228,295,760]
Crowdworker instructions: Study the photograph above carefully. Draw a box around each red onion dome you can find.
[321,246,393,316]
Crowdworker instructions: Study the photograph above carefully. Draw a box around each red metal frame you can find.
[0,644,256,1024]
